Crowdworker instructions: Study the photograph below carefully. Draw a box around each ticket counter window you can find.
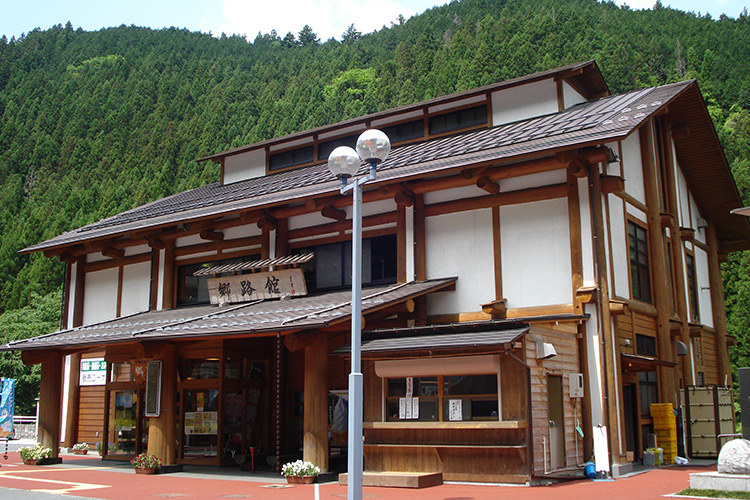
[183,389,219,459]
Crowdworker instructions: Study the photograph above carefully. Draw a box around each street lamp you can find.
[327,129,390,500]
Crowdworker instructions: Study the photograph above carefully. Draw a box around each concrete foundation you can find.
[690,471,750,492]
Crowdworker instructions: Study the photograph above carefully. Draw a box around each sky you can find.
[1,0,748,43]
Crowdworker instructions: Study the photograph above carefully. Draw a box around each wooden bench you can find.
[338,471,443,488]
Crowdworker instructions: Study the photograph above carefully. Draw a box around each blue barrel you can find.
[584,462,596,479]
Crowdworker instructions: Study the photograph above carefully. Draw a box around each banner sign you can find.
[207,268,307,305]
[80,358,107,386]
[0,378,15,439]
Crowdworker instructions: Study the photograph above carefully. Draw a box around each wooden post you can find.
[39,352,64,458]
[639,122,677,404]
[147,344,177,465]
[73,256,85,327]
[303,333,329,471]
[659,118,694,387]
[706,222,732,385]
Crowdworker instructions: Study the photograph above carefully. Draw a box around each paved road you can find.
[0,449,714,500]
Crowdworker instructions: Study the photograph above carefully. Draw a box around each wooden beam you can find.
[582,146,614,165]
[199,229,224,242]
[481,298,507,317]
[284,332,321,352]
[73,256,85,328]
[600,175,625,195]
[568,169,584,316]
[146,236,166,249]
[394,189,415,207]
[321,204,347,222]
[257,216,277,232]
[568,159,588,178]
[476,176,500,195]
[101,246,125,259]
[21,349,53,366]
[424,183,568,218]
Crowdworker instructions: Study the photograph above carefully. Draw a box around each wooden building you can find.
[3,60,748,482]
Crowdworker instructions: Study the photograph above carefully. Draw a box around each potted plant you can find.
[281,460,320,484]
[130,452,161,474]
[19,444,53,465]
[72,443,89,455]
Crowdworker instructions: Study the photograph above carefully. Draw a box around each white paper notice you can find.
[399,398,406,419]
[449,399,463,421]
[405,396,412,419]
[406,377,413,397]
[412,397,419,419]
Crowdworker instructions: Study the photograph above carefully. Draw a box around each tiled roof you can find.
[23,81,694,254]
[0,278,456,351]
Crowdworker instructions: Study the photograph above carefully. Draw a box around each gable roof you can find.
[21,77,750,255]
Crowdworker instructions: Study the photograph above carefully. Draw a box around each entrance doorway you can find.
[547,375,565,470]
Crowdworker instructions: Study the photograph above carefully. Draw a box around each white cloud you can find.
[219,0,442,41]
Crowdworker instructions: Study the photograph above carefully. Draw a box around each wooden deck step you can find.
[339,471,443,488]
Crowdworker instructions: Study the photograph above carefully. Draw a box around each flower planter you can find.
[23,459,43,466]
[73,450,88,455]
[135,467,157,475]
[286,475,314,484]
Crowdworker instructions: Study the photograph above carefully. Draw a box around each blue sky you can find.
[1,0,747,42]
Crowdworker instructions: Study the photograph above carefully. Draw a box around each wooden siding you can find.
[526,322,581,474]
[700,329,719,385]
[77,385,105,445]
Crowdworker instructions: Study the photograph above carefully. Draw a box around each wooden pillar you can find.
[659,118,694,386]
[639,122,677,404]
[147,344,177,465]
[706,222,732,385]
[303,334,329,471]
[73,256,85,327]
[162,240,176,309]
[276,218,289,257]
[590,162,622,467]
[149,247,160,311]
[39,352,64,457]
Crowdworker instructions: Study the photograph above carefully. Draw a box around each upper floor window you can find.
[428,105,488,136]
[686,253,699,322]
[269,145,314,172]
[636,334,657,357]
[628,221,652,303]
[295,234,397,292]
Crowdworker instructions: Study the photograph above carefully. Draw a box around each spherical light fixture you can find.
[327,146,361,179]
[356,129,391,165]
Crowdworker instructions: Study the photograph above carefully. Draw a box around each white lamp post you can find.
[327,129,391,500]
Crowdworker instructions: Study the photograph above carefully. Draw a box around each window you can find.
[269,145,314,171]
[295,234,396,292]
[686,253,699,322]
[381,119,425,143]
[428,105,488,136]
[638,371,658,417]
[177,255,260,306]
[628,221,652,303]
[318,134,358,161]
[636,334,657,357]
[385,374,499,422]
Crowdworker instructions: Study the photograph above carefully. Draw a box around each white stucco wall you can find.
[500,198,572,308]
[223,149,266,184]
[621,132,646,206]
[82,268,118,325]
[425,209,495,315]
[562,81,587,109]
[609,194,630,298]
[120,261,151,316]
[491,79,558,126]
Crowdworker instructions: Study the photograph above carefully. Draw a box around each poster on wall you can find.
[184,411,218,435]
[448,399,463,421]
[80,358,107,386]
[0,378,15,439]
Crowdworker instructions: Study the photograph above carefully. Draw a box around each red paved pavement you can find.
[0,451,711,500]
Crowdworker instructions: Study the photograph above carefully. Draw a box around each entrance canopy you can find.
[621,353,677,373]
[1,278,456,352]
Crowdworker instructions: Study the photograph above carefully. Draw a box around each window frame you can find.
[627,219,652,304]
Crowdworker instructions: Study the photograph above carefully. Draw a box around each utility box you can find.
[569,372,584,398]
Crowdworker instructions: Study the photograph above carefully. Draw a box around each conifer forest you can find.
[1,0,750,414]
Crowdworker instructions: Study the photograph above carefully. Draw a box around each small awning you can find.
[621,353,677,372]
[193,253,314,276]
[334,320,529,355]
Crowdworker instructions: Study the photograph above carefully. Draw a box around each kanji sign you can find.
[207,268,307,305]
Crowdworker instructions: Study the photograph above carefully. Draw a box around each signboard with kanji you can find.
[207,268,307,305]
[80,358,107,386]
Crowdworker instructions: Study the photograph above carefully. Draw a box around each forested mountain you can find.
[1,0,750,413]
